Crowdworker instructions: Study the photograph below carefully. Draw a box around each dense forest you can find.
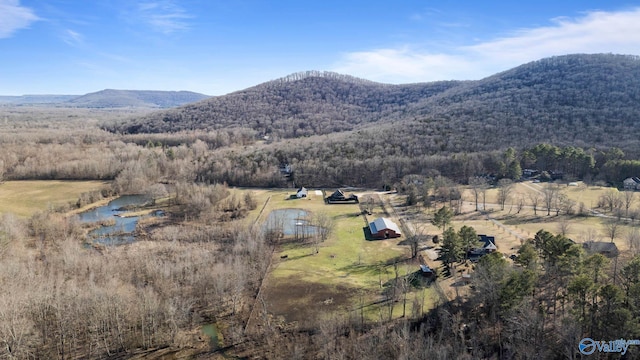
[106,54,640,154]
[91,54,640,188]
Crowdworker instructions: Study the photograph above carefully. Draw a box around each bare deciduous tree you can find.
[626,227,640,254]
[542,184,559,216]
[497,179,514,211]
[603,219,622,243]
[529,192,541,216]
[581,228,600,243]
[312,212,335,254]
[557,218,572,237]
[516,193,525,214]
[623,190,635,217]
[469,177,488,212]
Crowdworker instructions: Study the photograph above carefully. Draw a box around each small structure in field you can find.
[326,189,359,203]
[369,217,401,239]
[582,241,619,258]
[296,187,308,198]
[420,264,434,276]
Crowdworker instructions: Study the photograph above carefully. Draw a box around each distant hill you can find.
[0,95,79,104]
[66,89,209,108]
[105,54,640,153]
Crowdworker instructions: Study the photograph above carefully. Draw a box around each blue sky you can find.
[1,0,640,95]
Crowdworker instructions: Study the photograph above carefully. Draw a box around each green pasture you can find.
[250,189,436,324]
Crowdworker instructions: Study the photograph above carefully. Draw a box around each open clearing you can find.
[250,189,436,328]
[0,180,110,217]
[383,181,640,302]
[246,183,635,327]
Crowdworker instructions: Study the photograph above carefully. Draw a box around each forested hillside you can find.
[107,71,459,136]
[405,53,640,152]
[107,54,640,154]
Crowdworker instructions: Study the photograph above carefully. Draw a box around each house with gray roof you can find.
[623,177,640,190]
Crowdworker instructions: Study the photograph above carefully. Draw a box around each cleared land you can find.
[0,180,110,217]
[383,181,640,302]
[248,189,436,328]
[250,183,634,326]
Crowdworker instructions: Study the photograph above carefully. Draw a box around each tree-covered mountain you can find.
[397,53,640,152]
[66,89,210,108]
[106,54,640,153]
[107,71,460,135]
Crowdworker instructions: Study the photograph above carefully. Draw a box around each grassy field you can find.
[380,181,640,304]
[0,180,110,217]
[450,181,636,254]
[247,189,436,327]
[242,183,638,325]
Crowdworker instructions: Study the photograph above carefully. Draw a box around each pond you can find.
[77,195,162,245]
[201,323,221,350]
[264,208,318,237]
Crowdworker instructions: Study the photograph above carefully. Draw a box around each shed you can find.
[369,217,402,239]
[296,187,308,198]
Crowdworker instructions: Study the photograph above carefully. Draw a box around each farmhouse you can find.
[326,189,359,203]
[623,177,640,190]
[522,169,540,178]
[469,235,497,256]
[369,217,402,239]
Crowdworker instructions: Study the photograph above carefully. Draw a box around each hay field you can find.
[0,180,109,217]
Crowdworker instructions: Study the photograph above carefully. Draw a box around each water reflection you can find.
[264,209,318,236]
[78,195,154,245]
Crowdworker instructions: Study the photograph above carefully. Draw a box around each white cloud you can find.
[0,0,39,38]
[62,29,83,46]
[333,8,640,83]
[137,1,192,34]
[333,48,475,83]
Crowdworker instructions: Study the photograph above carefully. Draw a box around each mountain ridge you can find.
[66,89,210,108]
[104,53,640,155]
[0,89,210,108]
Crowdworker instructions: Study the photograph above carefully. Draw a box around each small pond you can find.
[264,208,318,237]
[78,195,162,245]
[201,323,221,350]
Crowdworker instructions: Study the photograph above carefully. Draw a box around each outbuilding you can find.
[369,217,402,239]
[583,241,619,258]
[296,187,308,198]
